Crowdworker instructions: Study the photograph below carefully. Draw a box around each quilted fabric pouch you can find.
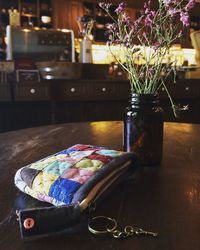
[14,144,138,239]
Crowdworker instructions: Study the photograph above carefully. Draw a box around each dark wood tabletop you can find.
[0,121,200,250]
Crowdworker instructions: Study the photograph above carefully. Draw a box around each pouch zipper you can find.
[79,160,131,210]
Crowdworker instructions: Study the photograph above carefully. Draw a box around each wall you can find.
[52,0,84,37]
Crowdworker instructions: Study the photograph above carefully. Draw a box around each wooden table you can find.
[0,121,200,250]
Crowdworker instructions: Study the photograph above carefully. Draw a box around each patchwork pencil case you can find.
[14,144,138,239]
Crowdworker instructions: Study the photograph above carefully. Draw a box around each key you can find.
[134,228,158,237]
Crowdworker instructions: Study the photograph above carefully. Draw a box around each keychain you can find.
[88,216,158,239]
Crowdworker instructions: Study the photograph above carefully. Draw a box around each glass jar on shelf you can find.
[77,15,95,63]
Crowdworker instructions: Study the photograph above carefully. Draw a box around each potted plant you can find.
[99,0,196,165]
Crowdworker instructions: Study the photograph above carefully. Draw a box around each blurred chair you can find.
[186,30,200,78]
[190,30,200,66]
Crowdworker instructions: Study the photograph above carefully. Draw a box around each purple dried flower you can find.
[185,0,196,11]
[152,42,161,50]
[144,14,153,27]
[143,7,156,27]
[144,0,151,9]
[180,11,189,26]
[167,8,178,17]
[148,67,154,76]
[123,35,131,47]
[115,3,126,14]
[99,2,112,10]
[139,72,144,78]
[163,0,173,7]
[122,14,131,25]
[145,8,149,14]
[177,30,183,38]
[106,23,117,31]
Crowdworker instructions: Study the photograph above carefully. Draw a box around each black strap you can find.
[17,204,85,239]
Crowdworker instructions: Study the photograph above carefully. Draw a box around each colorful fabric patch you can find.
[61,167,93,184]
[55,154,77,163]
[43,161,71,176]
[49,178,81,205]
[20,167,40,188]
[32,171,58,195]
[69,150,95,161]
[29,159,54,171]
[24,185,39,199]
[36,192,54,204]
[55,144,102,156]
[68,144,103,151]
[74,158,104,172]
[15,168,29,192]
[96,149,123,157]
[86,153,112,164]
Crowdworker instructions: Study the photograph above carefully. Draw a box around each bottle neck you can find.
[130,94,159,110]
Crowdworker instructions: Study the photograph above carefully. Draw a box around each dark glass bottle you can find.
[123,94,163,166]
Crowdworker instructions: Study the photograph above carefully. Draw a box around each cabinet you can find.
[0,83,11,101]
[51,79,200,125]
[52,80,123,102]
[0,80,51,133]
[0,0,52,28]
[1,77,200,133]
[13,81,50,101]
[51,80,128,123]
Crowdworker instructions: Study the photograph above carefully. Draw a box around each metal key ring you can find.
[88,216,117,235]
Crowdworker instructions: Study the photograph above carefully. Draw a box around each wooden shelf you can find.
[21,13,37,17]
[0,0,52,28]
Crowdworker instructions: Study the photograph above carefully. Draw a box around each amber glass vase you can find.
[123,94,163,166]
